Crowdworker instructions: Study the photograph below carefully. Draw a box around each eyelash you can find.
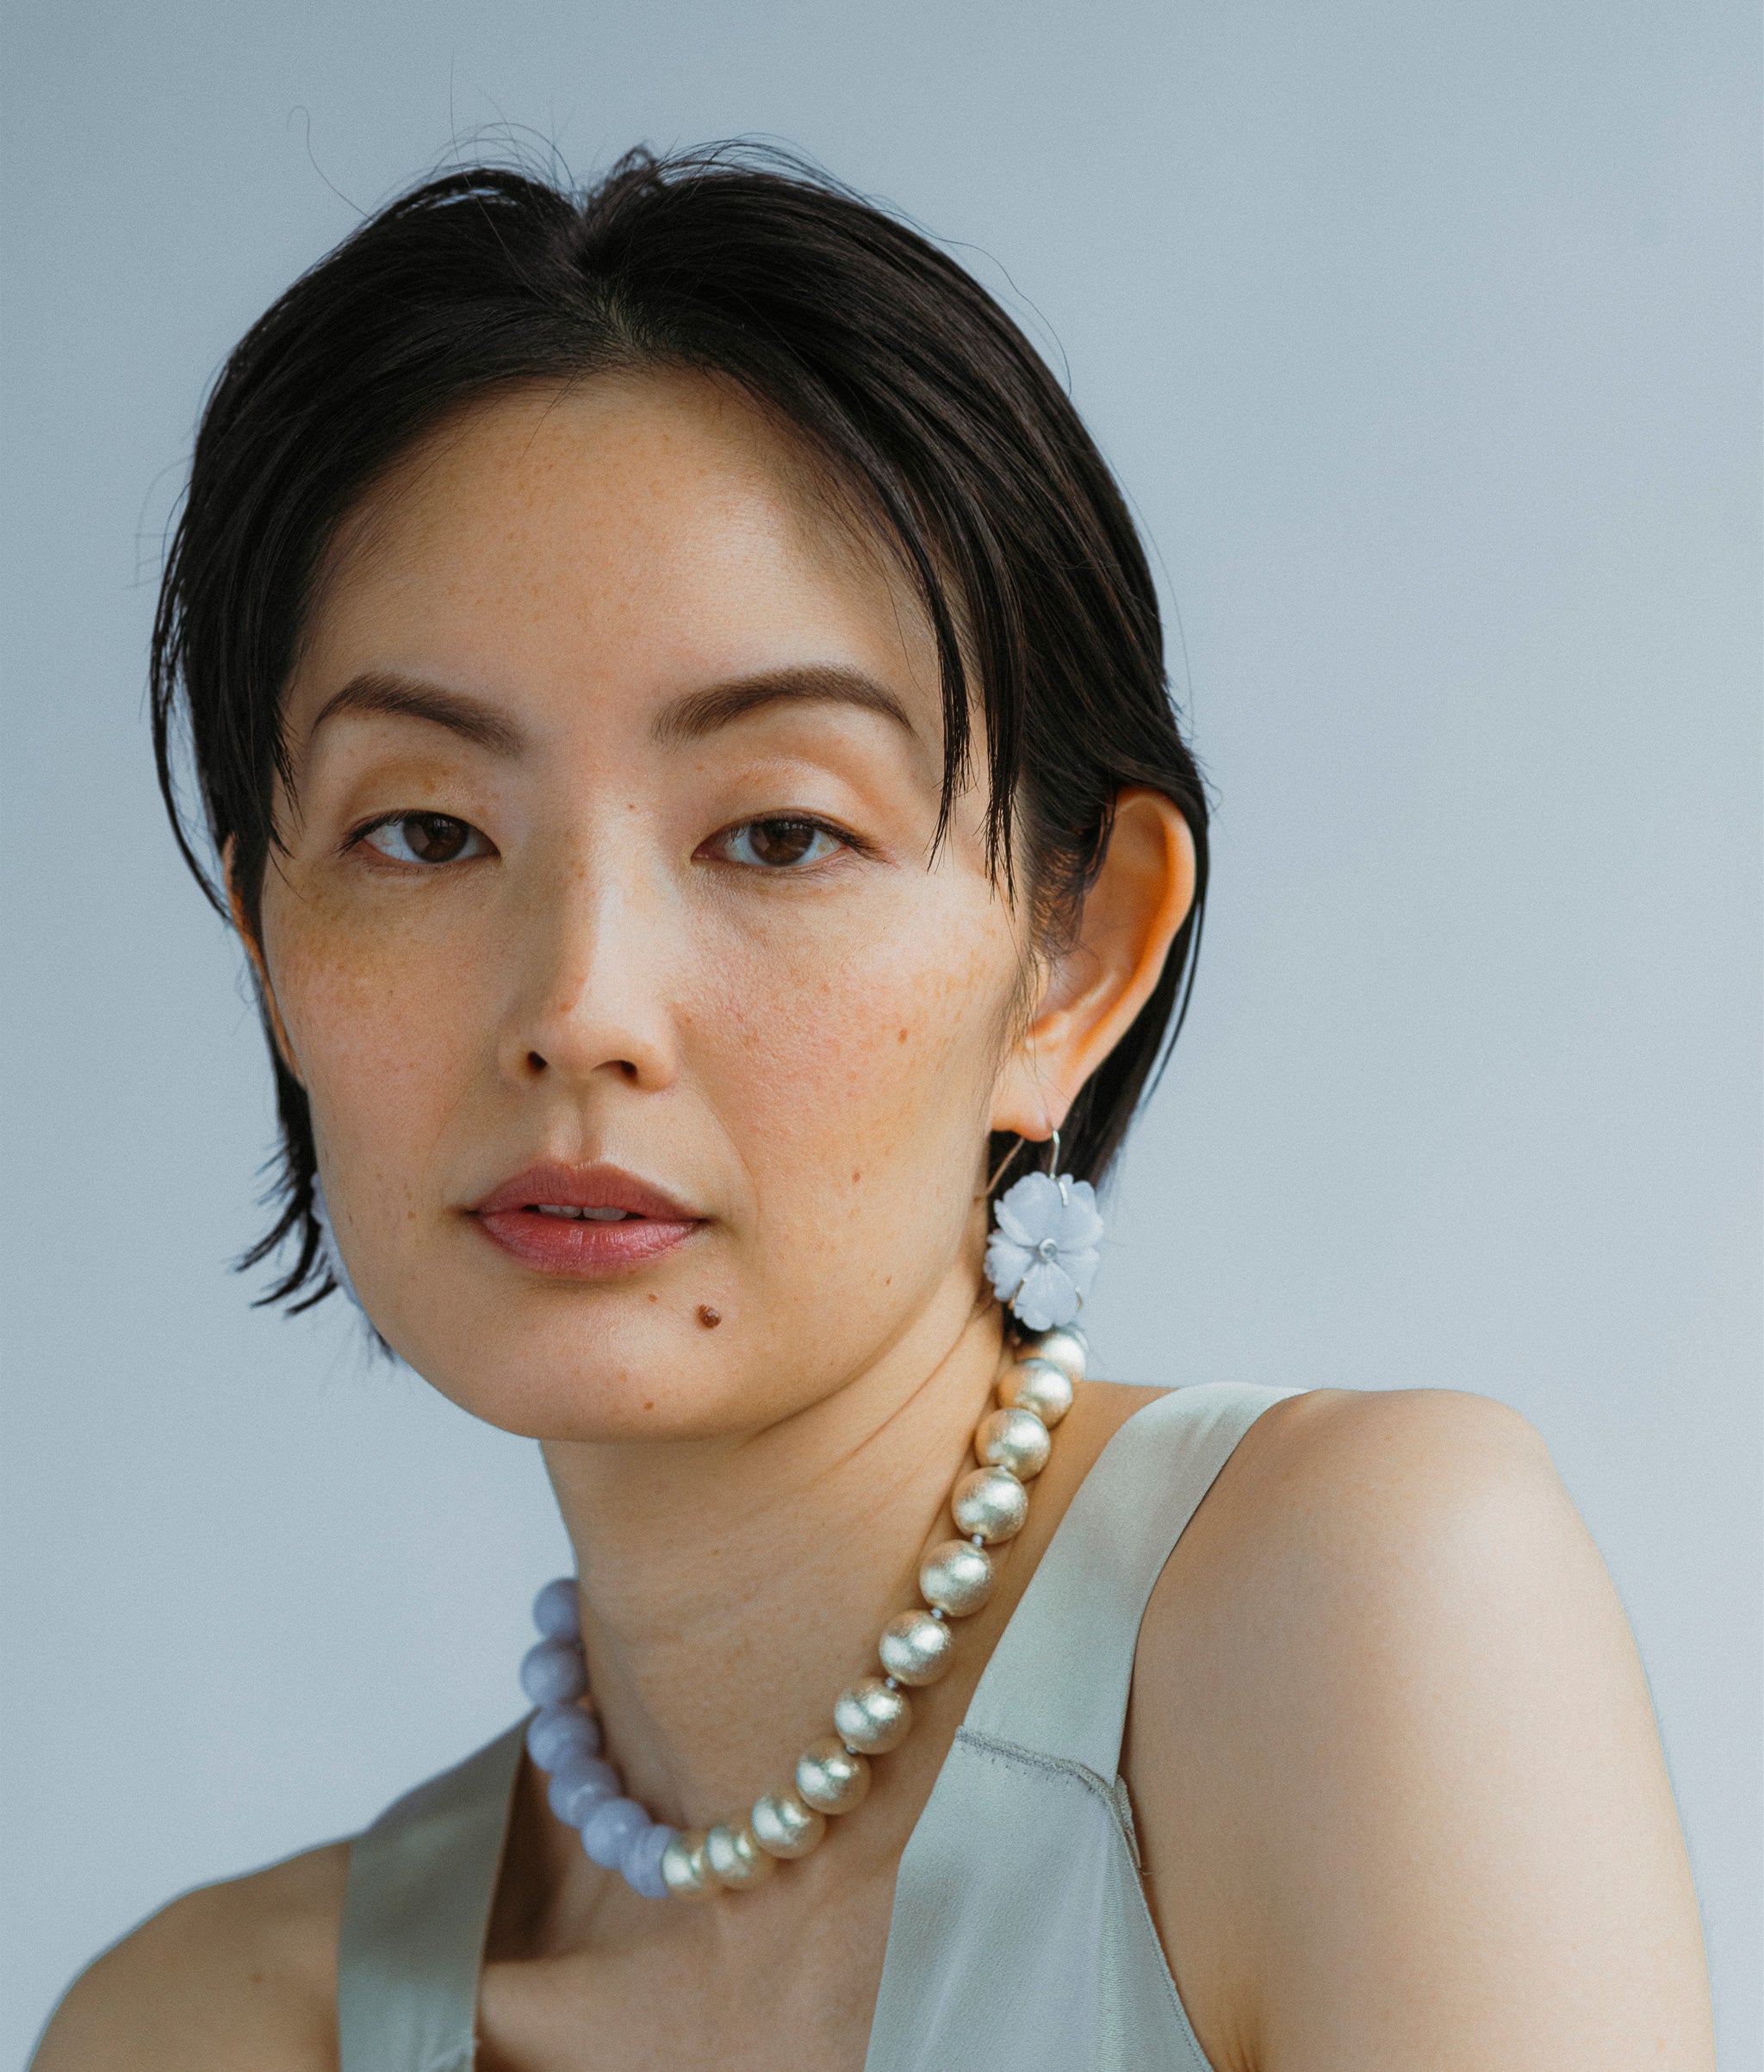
[705,815,866,872]
[344,812,869,872]
[348,812,494,867]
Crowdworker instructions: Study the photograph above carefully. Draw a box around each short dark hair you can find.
[152,146,1210,1310]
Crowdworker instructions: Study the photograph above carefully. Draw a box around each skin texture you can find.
[34,374,1713,2070]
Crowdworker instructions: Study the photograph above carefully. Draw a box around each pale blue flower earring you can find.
[984,1129,1103,1332]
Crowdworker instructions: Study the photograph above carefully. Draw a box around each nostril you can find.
[526,1050,548,1074]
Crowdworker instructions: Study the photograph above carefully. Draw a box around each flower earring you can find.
[984,1129,1103,1333]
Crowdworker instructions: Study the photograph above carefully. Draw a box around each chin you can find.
[376,1293,792,1446]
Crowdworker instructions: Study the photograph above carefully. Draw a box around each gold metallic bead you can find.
[705,1820,774,1889]
[1021,1324,1087,1382]
[919,1537,996,1616]
[879,1608,956,1686]
[997,1356,1075,1428]
[660,1828,717,1900]
[833,1677,913,1754]
[795,1734,872,1814]
[952,1465,1028,1544]
[975,1404,1052,1481]
[750,1789,826,1858]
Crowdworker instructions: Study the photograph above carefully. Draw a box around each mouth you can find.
[468,1162,705,1278]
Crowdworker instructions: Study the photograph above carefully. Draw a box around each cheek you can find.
[264,883,489,1182]
[691,888,1016,1243]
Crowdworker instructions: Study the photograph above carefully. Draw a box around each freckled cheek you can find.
[268,905,492,1179]
[692,900,1016,1224]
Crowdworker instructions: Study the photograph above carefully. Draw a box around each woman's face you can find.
[258,374,1033,1440]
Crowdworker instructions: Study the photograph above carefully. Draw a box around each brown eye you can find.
[750,818,818,866]
[722,818,841,869]
[362,812,487,864]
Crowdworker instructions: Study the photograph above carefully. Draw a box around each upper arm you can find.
[1125,1388,1714,2072]
[32,1843,348,2071]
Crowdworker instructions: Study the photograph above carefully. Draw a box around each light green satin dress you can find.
[338,1382,1294,2070]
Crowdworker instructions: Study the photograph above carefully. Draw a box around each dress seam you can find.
[952,1726,1215,2071]
[953,1726,1141,1865]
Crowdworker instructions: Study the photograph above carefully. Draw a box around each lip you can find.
[468,1161,705,1278]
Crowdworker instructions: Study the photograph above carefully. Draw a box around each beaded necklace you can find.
[519,1325,1086,1901]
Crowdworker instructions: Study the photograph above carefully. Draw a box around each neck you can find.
[540,1272,1008,1827]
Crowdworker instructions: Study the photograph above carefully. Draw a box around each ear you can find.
[991,789,1196,1143]
[224,837,305,1089]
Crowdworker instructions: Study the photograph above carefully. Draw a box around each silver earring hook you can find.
[984,1126,1063,1200]
[1046,1129,1071,1202]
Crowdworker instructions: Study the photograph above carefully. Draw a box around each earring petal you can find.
[1053,1181,1105,1253]
[1014,1261,1080,1332]
[1061,1246,1102,1303]
[984,1234,1035,1306]
[994,1171,1059,1248]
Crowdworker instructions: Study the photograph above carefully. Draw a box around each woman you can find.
[37,150,1712,2069]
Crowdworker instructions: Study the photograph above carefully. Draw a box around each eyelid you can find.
[338,808,872,865]
[344,809,394,847]
[708,812,874,865]
[345,810,494,862]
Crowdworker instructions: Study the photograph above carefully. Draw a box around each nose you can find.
[498,849,679,1092]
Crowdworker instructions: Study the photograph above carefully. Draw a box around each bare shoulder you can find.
[1181,1381,1561,1563]
[1131,1388,1586,1778]
[1136,1385,1576,1680]
[33,1839,349,2072]
[1158,1383,1625,1642]
[1126,1388,1714,2071]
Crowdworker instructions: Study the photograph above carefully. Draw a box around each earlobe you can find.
[991,789,1196,1141]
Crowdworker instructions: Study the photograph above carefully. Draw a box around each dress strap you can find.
[962,1384,1295,1779]
[337,1720,525,2072]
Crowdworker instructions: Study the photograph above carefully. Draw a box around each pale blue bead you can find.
[621,1822,676,1901]
[525,1702,599,1772]
[519,1638,586,1706]
[531,1577,581,1642]
[580,1795,649,1869]
[547,1754,619,1826]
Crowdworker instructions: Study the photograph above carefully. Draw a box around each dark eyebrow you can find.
[653,665,917,746]
[310,672,526,757]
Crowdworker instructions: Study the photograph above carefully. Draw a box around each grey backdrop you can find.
[3,0,1757,2063]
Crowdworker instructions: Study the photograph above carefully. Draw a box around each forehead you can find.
[294,371,935,726]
